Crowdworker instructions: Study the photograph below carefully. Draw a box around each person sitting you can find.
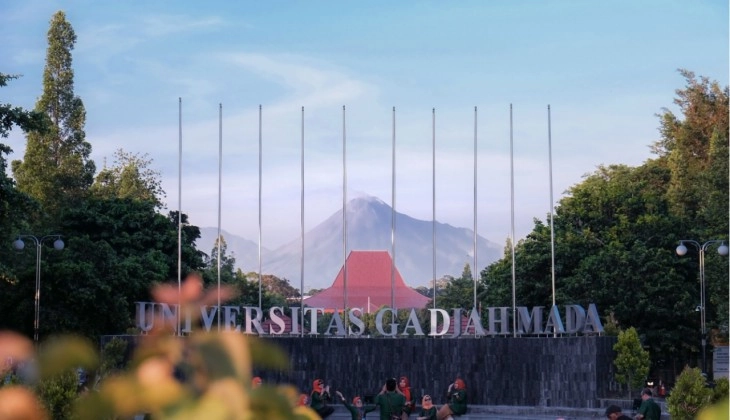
[310,378,334,418]
[398,376,413,419]
[436,378,467,420]
[296,394,309,407]
[417,395,437,420]
[604,404,631,420]
[336,391,377,420]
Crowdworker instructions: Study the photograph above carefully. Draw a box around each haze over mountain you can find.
[198,195,502,290]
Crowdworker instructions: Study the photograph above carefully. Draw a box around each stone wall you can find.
[260,336,616,408]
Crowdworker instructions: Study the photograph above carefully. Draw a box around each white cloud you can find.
[139,15,227,37]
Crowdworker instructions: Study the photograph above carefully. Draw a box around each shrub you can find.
[35,369,78,419]
[711,377,729,404]
[666,366,712,420]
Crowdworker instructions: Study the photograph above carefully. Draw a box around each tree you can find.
[91,149,165,207]
[653,69,728,234]
[0,73,46,284]
[0,73,47,138]
[437,273,482,311]
[613,327,650,399]
[12,11,95,218]
[259,274,300,299]
[666,366,712,420]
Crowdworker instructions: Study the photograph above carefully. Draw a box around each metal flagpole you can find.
[509,104,516,338]
[548,105,556,321]
[473,106,478,310]
[432,108,436,309]
[300,106,305,336]
[177,98,183,336]
[391,106,396,311]
[342,106,348,314]
[258,105,263,309]
[217,103,222,331]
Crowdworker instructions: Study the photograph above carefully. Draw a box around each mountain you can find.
[197,195,503,290]
[197,228,269,272]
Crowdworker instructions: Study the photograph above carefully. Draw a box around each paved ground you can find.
[323,404,671,419]
[135,404,671,419]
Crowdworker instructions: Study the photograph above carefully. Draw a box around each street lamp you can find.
[676,239,729,375]
[13,234,65,343]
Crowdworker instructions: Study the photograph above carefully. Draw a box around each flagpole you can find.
[509,104,516,338]
[548,105,556,327]
[177,97,182,336]
[300,106,305,336]
[432,108,436,309]
[258,105,263,310]
[217,103,222,331]
[342,105,348,314]
[473,106,478,310]
[391,106,396,311]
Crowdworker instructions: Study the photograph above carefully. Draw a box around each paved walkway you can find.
[135,403,671,419]
[324,404,671,419]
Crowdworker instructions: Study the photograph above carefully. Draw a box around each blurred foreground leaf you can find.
[38,336,98,379]
[247,336,289,371]
[0,385,48,420]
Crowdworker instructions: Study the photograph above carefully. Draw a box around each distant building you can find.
[304,250,430,312]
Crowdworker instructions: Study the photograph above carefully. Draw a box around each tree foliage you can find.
[91,149,165,207]
[613,327,650,398]
[0,74,47,139]
[479,70,728,380]
[0,75,42,285]
[666,366,713,420]
[12,11,95,218]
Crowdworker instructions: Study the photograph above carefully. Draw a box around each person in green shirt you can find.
[375,378,406,420]
[436,378,467,420]
[635,388,661,420]
[336,391,377,420]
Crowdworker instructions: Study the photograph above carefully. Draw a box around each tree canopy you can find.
[479,70,729,379]
[12,11,95,219]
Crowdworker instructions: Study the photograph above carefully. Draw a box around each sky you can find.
[2,1,728,250]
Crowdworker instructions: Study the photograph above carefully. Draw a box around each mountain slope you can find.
[265,195,502,289]
[197,195,502,290]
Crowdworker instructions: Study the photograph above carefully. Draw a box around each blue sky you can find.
[2,1,728,249]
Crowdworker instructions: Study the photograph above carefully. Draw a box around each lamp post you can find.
[676,239,728,375]
[13,234,65,343]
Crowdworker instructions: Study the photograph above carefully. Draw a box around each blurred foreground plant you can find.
[0,274,320,420]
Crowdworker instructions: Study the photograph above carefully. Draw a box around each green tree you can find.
[666,366,713,420]
[0,73,45,285]
[437,272,482,311]
[1,197,204,338]
[259,274,300,300]
[203,236,237,287]
[35,369,78,420]
[12,11,95,218]
[91,149,165,207]
[0,73,47,138]
[613,327,650,398]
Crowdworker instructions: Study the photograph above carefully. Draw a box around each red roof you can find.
[305,250,430,311]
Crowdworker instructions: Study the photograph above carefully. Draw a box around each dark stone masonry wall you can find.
[261,336,617,408]
[101,334,617,408]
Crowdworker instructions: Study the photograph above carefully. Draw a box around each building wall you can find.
[261,336,616,408]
